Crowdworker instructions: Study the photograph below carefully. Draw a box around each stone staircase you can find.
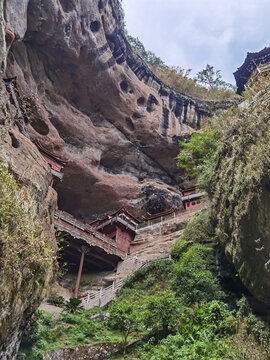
[81,256,147,309]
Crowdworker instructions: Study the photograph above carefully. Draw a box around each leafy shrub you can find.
[138,301,236,360]
[237,297,270,346]
[123,259,173,289]
[142,291,182,336]
[47,295,65,307]
[171,245,225,304]
[170,239,191,261]
[59,312,82,324]
[178,301,232,340]
[139,334,238,360]
[177,127,220,177]
[171,210,215,261]
[63,298,84,314]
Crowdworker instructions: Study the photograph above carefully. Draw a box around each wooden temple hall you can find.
[53,208,140,297]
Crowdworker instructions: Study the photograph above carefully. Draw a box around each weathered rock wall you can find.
[0,128,57,359]
[0,0,5,72]
[44,342,122,360]
[209,77,270,305]
[4,0,229,220]
[0,132,57,358]
[0,5,57,357]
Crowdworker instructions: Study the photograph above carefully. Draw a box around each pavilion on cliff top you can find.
[234,47,270,94]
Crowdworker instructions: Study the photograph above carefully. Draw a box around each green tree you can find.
[176,127,220,178]
[196,64,233,90]
[109,299,140,352]
[171,245,225,304]
[143,291,181,339]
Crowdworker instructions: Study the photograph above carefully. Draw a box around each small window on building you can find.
[186,203,189,207]
[192,202,195,205]
[197,200,201,204]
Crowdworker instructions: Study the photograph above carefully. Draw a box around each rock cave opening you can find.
[90,20,101,33]
[98,0,104,11]
[125,117,135,131]
[132,112,142,120]
[120,80,128,93]
[9,132,20,148]
[30,119,50,136]
[59,0,75,12]
[137,97,146,106]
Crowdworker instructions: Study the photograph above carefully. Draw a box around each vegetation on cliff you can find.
[0,168,55,273]
[177,71,270,304]
[208,74,270,304]
[0,167,56,357]
[120,0,235,101]
[127,35,235,101]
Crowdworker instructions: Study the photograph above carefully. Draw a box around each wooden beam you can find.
[89,251,116,267]
[65,241,117,267]
[64,248,104,269]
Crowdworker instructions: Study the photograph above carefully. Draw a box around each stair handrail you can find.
[81,257,147,309]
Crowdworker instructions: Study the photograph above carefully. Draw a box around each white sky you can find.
[122,0,270,84]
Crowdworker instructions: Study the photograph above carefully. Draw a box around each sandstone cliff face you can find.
[0,131,57,358]
[4,0,222,220]
[0,112,57,358]
[0,6,57,357]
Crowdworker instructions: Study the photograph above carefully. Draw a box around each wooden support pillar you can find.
[74,249,85,299]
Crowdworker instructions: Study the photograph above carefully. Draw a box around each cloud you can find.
[122,0,270,84]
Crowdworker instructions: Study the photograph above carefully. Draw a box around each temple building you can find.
[142,207,177,222]
[90,207,140,255]
[35,141,66,187]
[181,186,202,210]
[234,47,270,94]
[53,208,140,298]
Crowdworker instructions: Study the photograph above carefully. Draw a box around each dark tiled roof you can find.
[90,207,140,226]
[143,207,177,221]
[234,47,270,94]
[34,140,67,166]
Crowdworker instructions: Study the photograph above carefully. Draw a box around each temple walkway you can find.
[53,210,126,260]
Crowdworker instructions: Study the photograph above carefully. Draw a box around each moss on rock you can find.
[0,168,56,359]
[209,74,270,304]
